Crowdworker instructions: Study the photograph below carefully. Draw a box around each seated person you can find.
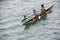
[33,10,38,17]
[40,4,46,16]
[24,15,27,19]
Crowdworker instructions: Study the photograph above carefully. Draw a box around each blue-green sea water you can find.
[0,0,60,40]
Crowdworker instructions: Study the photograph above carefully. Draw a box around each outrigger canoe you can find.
[23,5,54,26]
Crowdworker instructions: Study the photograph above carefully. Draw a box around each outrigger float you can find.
[23,5,54,26]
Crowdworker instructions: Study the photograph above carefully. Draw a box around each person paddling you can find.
[33,10,38,17]
[40,4,46,16]
[33,10,41,20]
[24,15,27,19]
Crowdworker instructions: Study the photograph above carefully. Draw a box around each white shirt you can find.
[38,16,41,19]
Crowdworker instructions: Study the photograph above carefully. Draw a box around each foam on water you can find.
[0,0,60,40]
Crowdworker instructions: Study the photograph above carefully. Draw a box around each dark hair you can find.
[41,4,44,7]
[33,10,36,12]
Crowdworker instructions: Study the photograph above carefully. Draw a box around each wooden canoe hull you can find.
[23,5,54,26]
[23,15,39,25]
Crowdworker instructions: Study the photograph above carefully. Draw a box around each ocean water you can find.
[0,0,60,40]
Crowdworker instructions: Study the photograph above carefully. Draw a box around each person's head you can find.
[24,15,26,18]
[41,4,44,8]
[33,10,36,12]
[33,10,36,13]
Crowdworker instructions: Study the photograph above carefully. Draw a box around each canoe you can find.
[23,5,54,26]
